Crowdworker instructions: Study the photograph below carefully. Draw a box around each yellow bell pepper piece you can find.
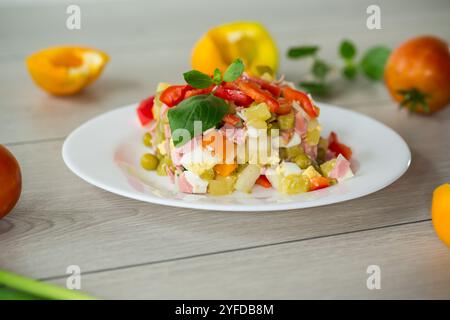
[432,183,450,247]
[26,46,109,95]
[192,21,278,76]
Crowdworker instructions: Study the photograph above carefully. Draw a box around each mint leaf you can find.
[287,46,318,59]
[312,59,330,80]
[339,40,357,60]
[223,59,244,82]
[168,94,229,147]
[360,46,391,81]
[342,63,357,80]
[183,70,213,89]
[213,68,222,85]
[299,81,330,96]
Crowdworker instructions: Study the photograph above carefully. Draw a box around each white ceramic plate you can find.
[62,103,411,212]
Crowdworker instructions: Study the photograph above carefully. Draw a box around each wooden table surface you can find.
[1,0,450,299]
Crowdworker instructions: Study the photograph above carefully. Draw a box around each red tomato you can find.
[310,176,330,191]
[237,80,279,112]
[0,145,22,219]
[159,85,190,107]
[282,86,318,118]
[214,87,253,107]
[328,131,352,160]
[385,36,450,113]
[255,175,272,188]
[136,95,154,126]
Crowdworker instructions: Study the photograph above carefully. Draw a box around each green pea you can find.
[293,154,312,169]
[143,132,153,147]
[141,153,159,171]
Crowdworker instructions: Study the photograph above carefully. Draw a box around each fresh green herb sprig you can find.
[183,58,244,89]
[169,59,245,147]
[287,40,391,95]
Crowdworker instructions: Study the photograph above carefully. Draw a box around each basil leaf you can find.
[213,68,222,85]
[183,70,213,89]
[360,46,391,81]
[312,59,330,80]
[287,46,318,59]
[339,40,357,60]
[168,94,229,147]
[223,59,244,82]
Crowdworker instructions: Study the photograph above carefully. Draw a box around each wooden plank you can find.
[1,0,449,57]
[0,100,448,279]
[0,0,449,145]
[46,221,450,299]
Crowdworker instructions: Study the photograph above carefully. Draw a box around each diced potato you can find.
[247,118,267,129]
[244,103,271,121]
[235,164,261,193]
[306,129,321,145]
[302,166,321,179]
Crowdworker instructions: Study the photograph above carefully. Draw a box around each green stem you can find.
[0,269,96,300]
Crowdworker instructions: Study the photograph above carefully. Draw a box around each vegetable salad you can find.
[136,59,354,195]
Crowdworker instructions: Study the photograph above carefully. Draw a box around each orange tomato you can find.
[0,145,22,219]
[384,36,450,113]
[432,183,450,247]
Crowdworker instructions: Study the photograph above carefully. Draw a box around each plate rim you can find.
[62,102,411,212]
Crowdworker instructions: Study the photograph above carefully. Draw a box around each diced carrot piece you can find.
[214,163,237,177]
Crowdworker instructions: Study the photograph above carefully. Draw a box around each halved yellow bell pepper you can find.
[192,21,278,76]
[26,46,109,95]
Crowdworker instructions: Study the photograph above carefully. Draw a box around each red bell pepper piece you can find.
[237,80,279,112]
[276,98,293,115]
[222,114,241,126]
[282,87,318,118]
[214,87,253,107]
[328,131,352,160]
[255,175,272,188]
[245,76,281,97]
[184,86,213,98]
[309,176,330,191]
[136,95,155,126]
[159,85,191,107]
